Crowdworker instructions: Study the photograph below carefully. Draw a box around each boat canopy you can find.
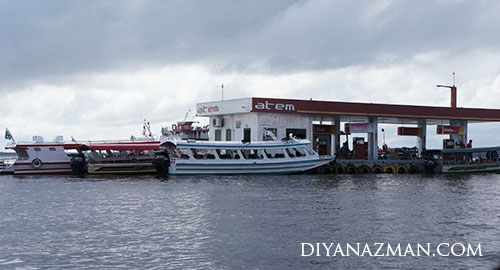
[440,146,500,154]
[84,143,159,151]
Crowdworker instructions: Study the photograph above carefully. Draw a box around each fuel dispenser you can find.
[353,137,368,159]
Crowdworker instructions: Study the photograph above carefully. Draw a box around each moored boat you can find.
[3,136,81,175]
[75,141,160,175]
[158,137,334,176]
[422,146,500,173]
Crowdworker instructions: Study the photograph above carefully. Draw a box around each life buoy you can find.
[408,166,421,174]
[372,165,384,173]
[32,158,42,169]
[358,165,372,174]
[345,165,358,174]
[396,165,408,174]
[172,123,178,132]
[334,164,345,174]
[384,165,396,174]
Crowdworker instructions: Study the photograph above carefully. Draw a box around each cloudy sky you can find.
[2,0,500,149]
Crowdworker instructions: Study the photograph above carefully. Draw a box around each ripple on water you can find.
[0,173,500,269]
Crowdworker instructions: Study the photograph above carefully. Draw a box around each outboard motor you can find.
[153,151,170,178]
[70,153,87,177]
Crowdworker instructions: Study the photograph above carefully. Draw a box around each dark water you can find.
[1,174,500,269]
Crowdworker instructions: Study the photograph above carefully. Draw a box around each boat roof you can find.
[84,142,160,151]
[164,139,311,149]
[5,142,82,150]
[6,140,160,151]
[431,146,500,154]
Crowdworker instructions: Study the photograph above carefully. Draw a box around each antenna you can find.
[437,72,457,108]
[183,110,191,122]
[220,83,224,101]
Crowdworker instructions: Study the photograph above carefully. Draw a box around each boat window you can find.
[15,149,29,160]
[34,147,41,152]
[49,147,57,151]
[217,149,236,159]
[304,146,316,156]
[285,148,296,158]
[264,148,285,159]
[175,148,190,159]
[241,149,263,159]
[230,150,241,159]
[293,147,307,157]
[191,148,216,160]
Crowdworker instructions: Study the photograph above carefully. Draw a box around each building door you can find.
[215,129,222,141]
[226,129,232,141]
[243,128,251,143]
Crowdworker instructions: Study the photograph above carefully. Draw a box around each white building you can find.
[196,97,338,156]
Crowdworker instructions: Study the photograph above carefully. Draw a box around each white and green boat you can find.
[158,137,334,176]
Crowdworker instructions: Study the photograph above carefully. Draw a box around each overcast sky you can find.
[2,0,500,149]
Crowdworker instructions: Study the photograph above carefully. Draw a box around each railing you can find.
[0,157,17,170]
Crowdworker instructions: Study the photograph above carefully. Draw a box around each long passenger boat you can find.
[157,137,334,176]
[423,146,500,173]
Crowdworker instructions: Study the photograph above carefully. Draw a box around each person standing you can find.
[467,140,472,148]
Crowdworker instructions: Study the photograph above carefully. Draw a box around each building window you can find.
[226,129,232,141]
[263,128,277,141]
[215,129,222,141]
[235,120,241,129]
[286,128,306,139]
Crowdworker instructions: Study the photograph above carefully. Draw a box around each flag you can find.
[5,128,12,140]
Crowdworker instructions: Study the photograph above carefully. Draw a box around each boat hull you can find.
[443,161,500,173]
[11,161,72,175]
[169,157,333,176]
[87,163,157,174]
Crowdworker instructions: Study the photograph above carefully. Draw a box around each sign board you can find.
[397,127,423,136]
[344,123,374,133]
[436,125,464,135]
[252,98,297,113]
[196,98,252,116]
[313,125,336,134]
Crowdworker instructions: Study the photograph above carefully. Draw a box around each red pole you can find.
[451,86,457,108]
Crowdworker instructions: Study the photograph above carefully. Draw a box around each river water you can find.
[0,173,499,269]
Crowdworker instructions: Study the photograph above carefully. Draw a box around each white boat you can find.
[3,136,81,175]
[157,137,334,176]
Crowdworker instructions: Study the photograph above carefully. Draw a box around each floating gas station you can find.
[196,86,500,173]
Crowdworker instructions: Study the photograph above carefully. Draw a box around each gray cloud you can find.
[2,0,500,89]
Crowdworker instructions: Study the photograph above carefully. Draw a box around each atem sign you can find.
[197,105,220,114]
[252,98,297,113]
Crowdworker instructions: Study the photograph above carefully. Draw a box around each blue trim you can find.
[176,157,333,166]
[169,169,305,176]
[176,163,316,171]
